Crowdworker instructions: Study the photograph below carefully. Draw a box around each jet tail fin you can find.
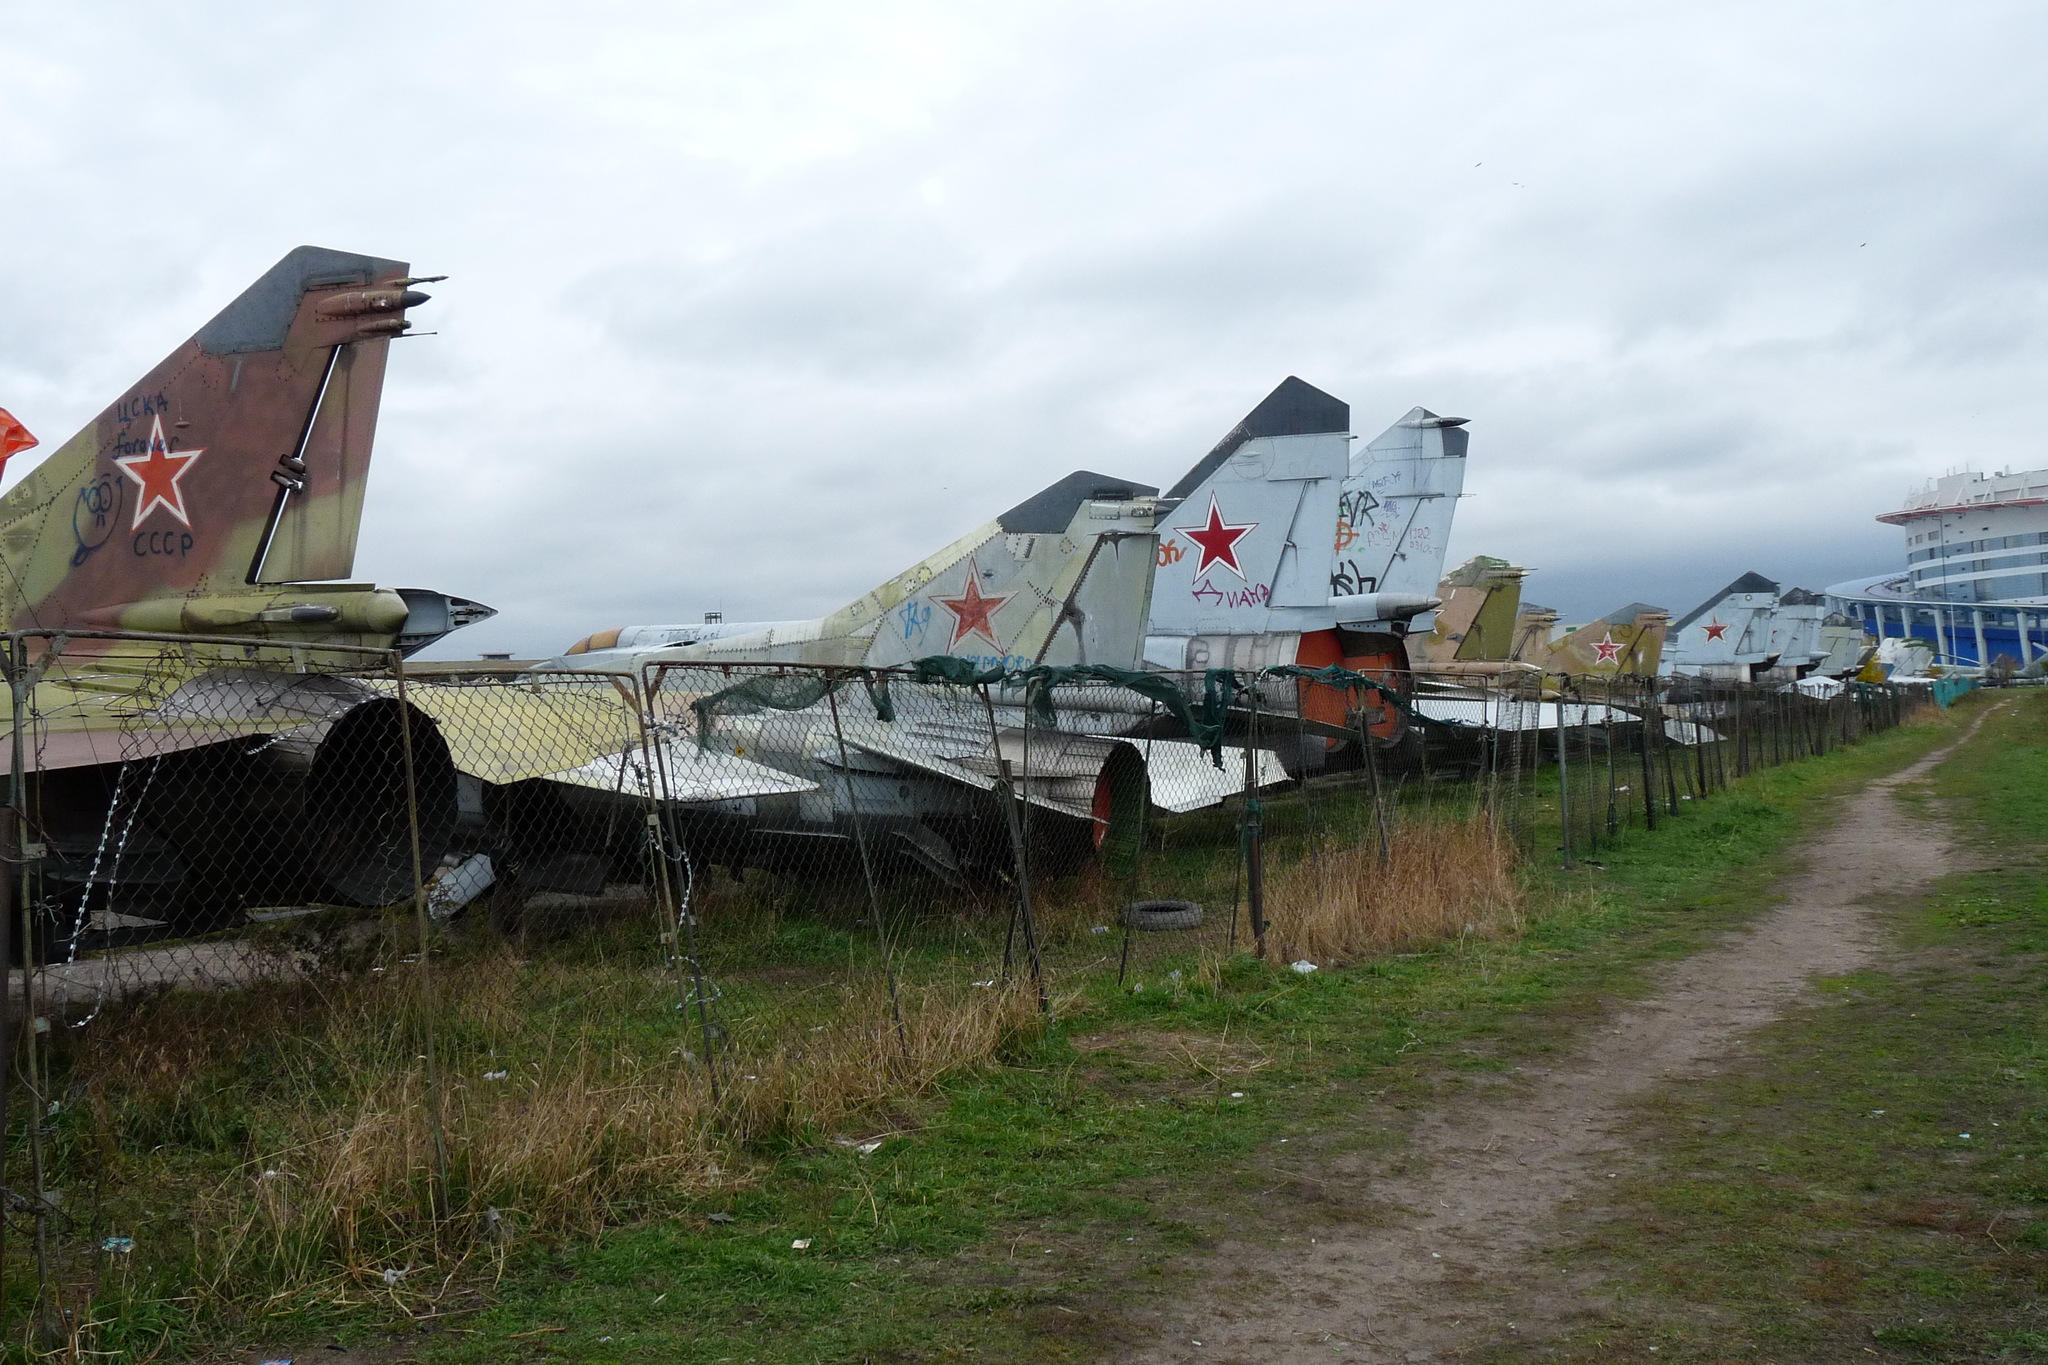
[1666,571,1782,675]
[1408,556,1526,670]
[1,246,430,631]
[1333,407,1470,617]
[851,471,1161,670]
[1536,603,1671,676]
[1145,377,1351,645]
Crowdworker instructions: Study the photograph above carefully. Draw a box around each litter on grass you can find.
[1291,960,1318,974]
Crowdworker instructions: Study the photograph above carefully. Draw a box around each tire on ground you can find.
[1118,899,1203,932]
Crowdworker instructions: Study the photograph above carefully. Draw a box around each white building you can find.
[1826,467,2048,669]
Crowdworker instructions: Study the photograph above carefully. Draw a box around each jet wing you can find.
[1414,692,1720,745]
[1136,739,1288,814]
[840,715,1287,817]
[825,713,1105,821]
[544,736,818,801]
[4,656,376,772]
[834,722,997,793]
[1414,694,1631,730]
[396,682,819,800]
[397,682,642,785]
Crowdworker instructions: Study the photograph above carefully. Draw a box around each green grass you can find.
[1473,691,2048,1365]
[316,713,1963,1365]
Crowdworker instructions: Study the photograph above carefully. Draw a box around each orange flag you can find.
[0,407,37,474]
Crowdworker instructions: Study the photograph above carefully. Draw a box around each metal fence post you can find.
[979,684,1047,1011]
[639,663,721,1100]
[389,652,453,1225]
[1638,680,1659,832]
[7,635,56,1344]
[0,638,12,1292]
[825,677,909,1052]
[1601,679,1618,840]
[1241,676,1267,959]
[1554,679,1573,868]
[1354,684,1392,865]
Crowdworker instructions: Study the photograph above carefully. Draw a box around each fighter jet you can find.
[1518,602,1672,677]
[1136,391,1465,768]
[0,247,642,953]
[1389,554,1698,756]
[550,468,1181,878]
[1140,390,1450,670]
[1754,587,1834,680]
[558,466,1160,673]
[1662,572,1817,680]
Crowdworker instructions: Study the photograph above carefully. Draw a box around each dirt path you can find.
[1121,713,1990,1364]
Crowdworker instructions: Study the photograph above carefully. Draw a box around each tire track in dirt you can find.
[1119,710,1991,1364]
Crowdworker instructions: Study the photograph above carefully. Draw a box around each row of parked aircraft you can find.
[1408,561,1879,685]
[0,246,1887,946]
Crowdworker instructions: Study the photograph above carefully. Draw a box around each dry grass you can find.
[32,800,1521,1333]
[61,947,1040,1308]
[1259,813,1523,966]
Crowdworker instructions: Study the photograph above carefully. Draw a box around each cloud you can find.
[4,0,2047,653]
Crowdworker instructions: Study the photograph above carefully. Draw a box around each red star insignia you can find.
[1592,632,1625,663]
[113,415,204,530]
[932,558,1012,649]
[1174,493,1257,580]
[1702,620,1729,641]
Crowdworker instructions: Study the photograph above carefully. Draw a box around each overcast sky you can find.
[5,2,2045,656]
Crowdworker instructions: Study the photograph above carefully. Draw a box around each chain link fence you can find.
[1538,672,1910,866]
[0,633,1912,1354]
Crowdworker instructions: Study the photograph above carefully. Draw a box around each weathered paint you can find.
[0,246,493,760]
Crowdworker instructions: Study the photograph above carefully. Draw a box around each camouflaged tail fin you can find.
[0,246,430,631]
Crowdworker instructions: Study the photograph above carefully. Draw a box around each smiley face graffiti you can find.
[71,471,124,566]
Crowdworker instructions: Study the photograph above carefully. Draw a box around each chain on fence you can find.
[0,632,1915,1352]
